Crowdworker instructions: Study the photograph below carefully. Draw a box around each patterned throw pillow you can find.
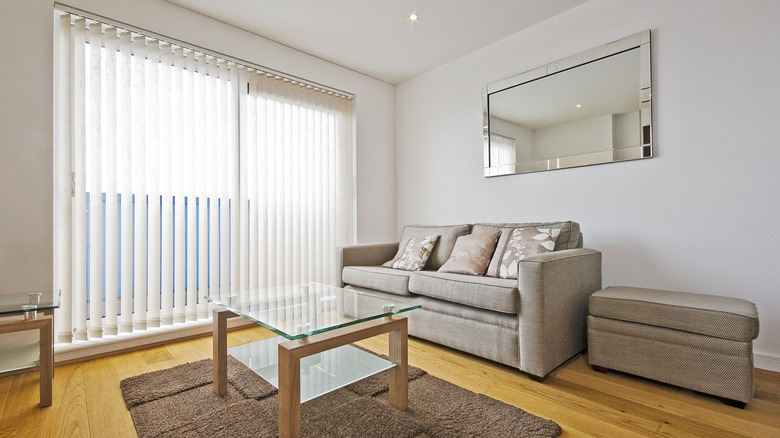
[485,227,560,279]
[382,235,440,271]
[438,231,501,276]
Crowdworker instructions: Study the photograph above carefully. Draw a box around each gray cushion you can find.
[472,221,580,250]
[409,271,518,314]
[398,224,470,270]
[589,286,759,342]
[341,266,414,296]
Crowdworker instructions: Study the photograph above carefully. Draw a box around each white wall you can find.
[0,0,397,296]
[396,0,780,370]
[533,114,612,159]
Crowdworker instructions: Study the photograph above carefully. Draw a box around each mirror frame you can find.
[483,30,652,177]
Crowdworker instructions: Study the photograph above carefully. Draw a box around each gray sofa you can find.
[337,222,602,380]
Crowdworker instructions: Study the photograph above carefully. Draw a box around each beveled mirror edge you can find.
[483,30,652,177]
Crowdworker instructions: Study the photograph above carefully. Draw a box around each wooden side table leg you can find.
[278,344,301,438]
[43,309,55,380]
[213,309,234,396]
[388,318,408,410]
[39,317,53,407]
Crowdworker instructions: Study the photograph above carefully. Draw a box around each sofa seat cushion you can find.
[589,286,759,342]
[409,271,518,314]
[342,266,414,296]
[342,285,519,331]
[415,296,519,330]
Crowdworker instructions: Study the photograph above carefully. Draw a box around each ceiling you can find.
[164,0,589,84]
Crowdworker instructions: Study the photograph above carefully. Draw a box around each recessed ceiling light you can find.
[575,104,582,108]
[408,13,419,22]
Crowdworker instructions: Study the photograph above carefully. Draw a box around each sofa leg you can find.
[528,374,546,383]
[592,365,609,374]
[717,396,747,409]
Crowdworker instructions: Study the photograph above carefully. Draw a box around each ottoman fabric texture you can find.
[588,286,759,406]
[589,286,759,341]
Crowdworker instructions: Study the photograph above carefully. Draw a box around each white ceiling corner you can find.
[164,0,589,84]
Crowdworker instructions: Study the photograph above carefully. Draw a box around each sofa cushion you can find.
[589,286,760,342]
[438,231,501,276]
[409,271,518,314]
[382,235,439,271]
[473,221,580,250]
[342,266,414,296]
[485,227,560,279]
[396,224,470,270]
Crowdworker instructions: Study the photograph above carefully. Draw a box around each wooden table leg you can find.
[276,315,410,438]
[38,316,53,407]
[387,318,408,410]
[278,344,301,438]
[213,308,236,396]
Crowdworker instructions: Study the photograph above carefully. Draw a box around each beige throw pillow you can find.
[486,227,560,279]
[438,231,501,276]
[382,235,440,271]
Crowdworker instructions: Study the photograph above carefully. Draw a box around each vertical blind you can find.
[488,133,516,167]
[54,13,353,344]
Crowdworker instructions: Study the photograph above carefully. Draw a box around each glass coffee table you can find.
[207,283,420,438]
[0,290,59,407]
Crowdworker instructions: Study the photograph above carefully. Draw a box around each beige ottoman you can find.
[587,286,759,408]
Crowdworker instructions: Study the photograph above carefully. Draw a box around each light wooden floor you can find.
[1,326,778,437]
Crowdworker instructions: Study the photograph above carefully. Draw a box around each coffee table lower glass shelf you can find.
[229,337,395,402]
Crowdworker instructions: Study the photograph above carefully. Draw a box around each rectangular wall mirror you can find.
[483,30,652,177]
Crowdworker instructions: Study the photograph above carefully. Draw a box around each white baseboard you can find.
[54,317,254,364]
[755,352,780,372]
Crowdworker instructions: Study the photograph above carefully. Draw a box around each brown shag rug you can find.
[121,355,562,438]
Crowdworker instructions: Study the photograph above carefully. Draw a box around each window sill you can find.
[54,316,253,365]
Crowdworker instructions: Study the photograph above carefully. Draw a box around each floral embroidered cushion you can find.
[382,235,440,271]
[485,227,560,279]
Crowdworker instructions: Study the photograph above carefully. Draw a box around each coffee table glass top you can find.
[0,290,59,316]
[206,283,419,340]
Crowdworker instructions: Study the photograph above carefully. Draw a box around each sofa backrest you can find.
[399,224,470,270]
[471,221,581,251]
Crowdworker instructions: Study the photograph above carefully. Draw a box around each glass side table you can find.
[0,290,59,407]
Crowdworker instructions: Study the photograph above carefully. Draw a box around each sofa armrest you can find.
[516,248,602,379]
[336,242,399,286]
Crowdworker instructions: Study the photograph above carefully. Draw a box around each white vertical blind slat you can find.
[146,39,161,328]
[131,35,148,331]
[218,61,230,297]
[72,18,88,341]
[195,54,209,320]
[229,64,241,297]
[86,23,103,339]
[184,50,198,322]
[160,43,174,326]
[238,67,251,301]
[118,30,134,333]
[55,14,73,343]
[103,26,119,336]
[172,47,187,324]
[207,57,219,311]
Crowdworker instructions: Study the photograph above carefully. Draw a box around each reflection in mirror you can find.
[483,31,652,177]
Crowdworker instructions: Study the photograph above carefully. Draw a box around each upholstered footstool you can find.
[587,286,759,408]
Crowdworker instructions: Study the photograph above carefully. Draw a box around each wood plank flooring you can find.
[0,326,778,437]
